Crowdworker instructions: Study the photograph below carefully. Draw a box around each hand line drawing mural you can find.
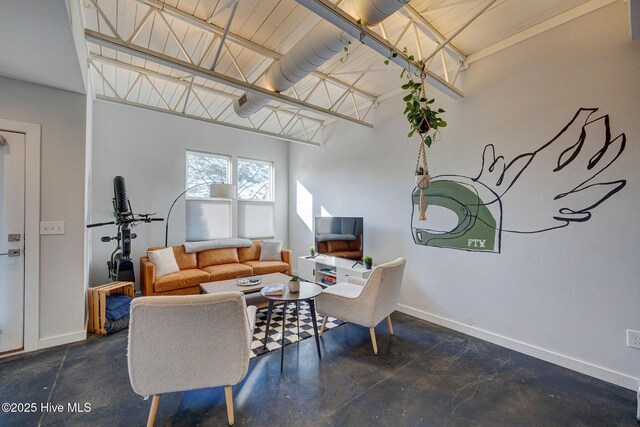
[411,108,627,252]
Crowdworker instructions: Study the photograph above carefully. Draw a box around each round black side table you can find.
[261,282,323,372]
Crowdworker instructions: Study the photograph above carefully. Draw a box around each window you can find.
[185,151,232,241]
[237,158,275,239]
[237,158,273,201]
[186,151,231,198]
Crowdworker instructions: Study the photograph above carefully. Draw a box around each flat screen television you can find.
[314,217,363,261]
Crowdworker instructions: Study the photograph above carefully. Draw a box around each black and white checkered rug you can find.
[250,301,344,358]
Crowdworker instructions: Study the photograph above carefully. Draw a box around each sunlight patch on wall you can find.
[320,206,332,217]
[296,181,313,231]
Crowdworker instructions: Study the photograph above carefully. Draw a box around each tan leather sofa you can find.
[140,240,292,296]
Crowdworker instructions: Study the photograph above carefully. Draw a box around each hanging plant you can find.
[385,48,448,147]
[385,48,449,221]
[338,32,353,63]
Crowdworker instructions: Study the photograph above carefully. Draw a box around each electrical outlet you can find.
[627,330,640,349]
[40,221,65,235]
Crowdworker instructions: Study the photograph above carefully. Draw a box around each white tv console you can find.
[297,255,372,287]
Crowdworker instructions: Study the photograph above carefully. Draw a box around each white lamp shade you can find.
[210,183,236,199]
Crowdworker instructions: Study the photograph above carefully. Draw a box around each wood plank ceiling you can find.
[81,0,593,145]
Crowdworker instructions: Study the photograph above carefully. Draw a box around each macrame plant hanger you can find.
[415,71,430,221]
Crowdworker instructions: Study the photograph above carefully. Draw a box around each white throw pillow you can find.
[260,240,283,261]
[148,247,180,277]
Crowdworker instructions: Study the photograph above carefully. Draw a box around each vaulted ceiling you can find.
[80,0,611,145]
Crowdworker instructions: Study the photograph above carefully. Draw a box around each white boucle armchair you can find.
[127,292,256,426]
[316,257,406,354]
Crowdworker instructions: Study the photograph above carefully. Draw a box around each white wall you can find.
[90,101,289,287]
[0,76,87,347]
[289,2,640,389]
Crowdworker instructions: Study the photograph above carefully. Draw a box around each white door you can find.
[0,130,26,354]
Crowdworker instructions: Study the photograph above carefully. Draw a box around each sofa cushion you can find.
[147,248,180,277]
[259,240,282,261]
[172,245,198,270]
[154,269,210,293]
[243,260,290,276]
[238,240,261,263]
[197,247,239,268]
[147,246,197,270]
[326,240,350,253]
[201,263,253,281]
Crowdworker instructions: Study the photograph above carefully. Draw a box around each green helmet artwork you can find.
[411,176,502,253]
[410,108,627,253]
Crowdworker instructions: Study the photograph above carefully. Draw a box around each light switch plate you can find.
[40,221,65,235]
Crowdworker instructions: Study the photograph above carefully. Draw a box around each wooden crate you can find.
[88,281,134,334]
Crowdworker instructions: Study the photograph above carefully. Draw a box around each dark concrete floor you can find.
[0,312,637,426]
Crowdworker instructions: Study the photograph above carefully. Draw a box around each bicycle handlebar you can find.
[87,216,164,228]
[87,221,116,228]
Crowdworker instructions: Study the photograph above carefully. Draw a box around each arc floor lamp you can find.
[164,183,236,247]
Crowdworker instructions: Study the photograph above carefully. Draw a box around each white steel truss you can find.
[90,57,323,145]
[85,0,377,135]
[296,0,473,99]
[83,0,494,144]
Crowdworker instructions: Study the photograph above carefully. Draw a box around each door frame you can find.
[0,119,41,352]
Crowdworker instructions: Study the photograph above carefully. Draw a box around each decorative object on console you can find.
[289,275,300,293]
[309,245,315,257]
[363,255,373,270]
[315,217,363,260]
[259,239,283,261]
[164,183,236,247]
[147,247,180,277]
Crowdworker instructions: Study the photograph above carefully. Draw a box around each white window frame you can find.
[237,157,275,239]
[185,150,233,241]
[185,150,232,200]
[237,157,275,202]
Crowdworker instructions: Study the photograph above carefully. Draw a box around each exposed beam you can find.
[466,0,618,65]
[630,0,640,40]
[295,0,464,100]
[95,95,320,146]
[210,0,239,71]
[401,5,466,62]
[133,0,376,102]
[422,0,498,64]
[89,54,325,125]
[85,29,373,127]
[135,0,276,59]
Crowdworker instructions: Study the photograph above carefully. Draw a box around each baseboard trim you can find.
[397,304,640,391]
[38,330,87,349]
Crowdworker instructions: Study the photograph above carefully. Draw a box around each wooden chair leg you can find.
[320,316,328,335]
[386,315,394,335]
[225,385,234,426]
[147,394,161,427]
[369,328,378,354]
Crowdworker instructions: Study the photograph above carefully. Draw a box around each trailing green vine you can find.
[338,32,352,63]
[386,48,447,148]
